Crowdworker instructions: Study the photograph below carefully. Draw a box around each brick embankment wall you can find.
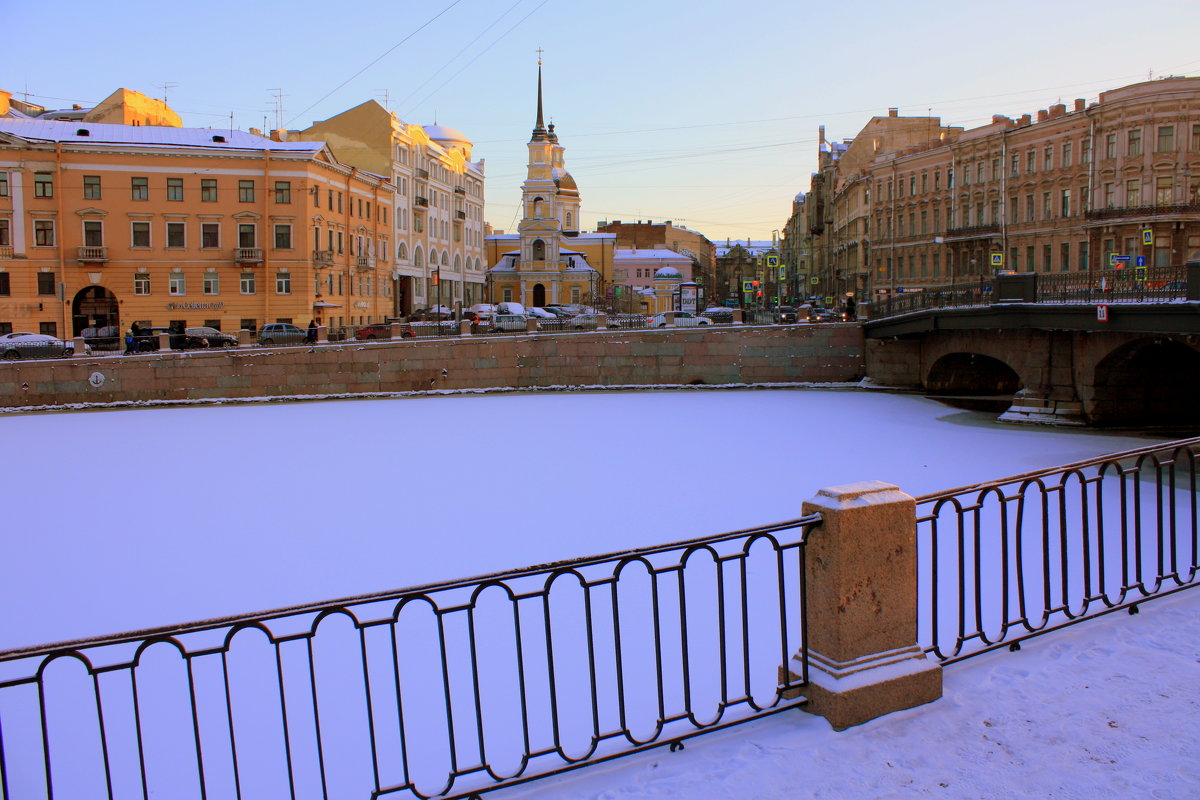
[0,325,864,409]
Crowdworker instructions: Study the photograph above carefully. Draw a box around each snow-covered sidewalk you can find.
[497,587,1200,799]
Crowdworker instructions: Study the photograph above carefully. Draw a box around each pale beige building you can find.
[298,101,486,315]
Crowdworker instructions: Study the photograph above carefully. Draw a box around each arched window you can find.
[414,248,423,268]
[454,254,462,271]
[532,239,546,260]
[565,212,573,230]
[532,197,544,218]
[397,242,408,261]
[441,252,449,267]
[429,249,439,267]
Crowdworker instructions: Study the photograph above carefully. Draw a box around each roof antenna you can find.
[159,82,177,105]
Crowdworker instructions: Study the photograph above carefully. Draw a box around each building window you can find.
[1193,124,1200,151]
[1062,142,1072,167]
[0,273,10,296]
[34,172,53,197]
[0,172,8,197]
[1128,129,1142,157]
[1010,153,1020,177]
[37,272,55,296]
[238,224,256,248]
[1156,126,1175,153]
[201,223,220,248]
[1081,137,1091,164]
[166,221,186,248]
[201,179,218,202]
[274,224,292,249]
[83,175,101,200]
[1026,150,1035,173]
[131,221,151,248]
[1060,242,1071,272]
[1060,188,1071,218]
[166,178,184,201]
[169,273,186,295]
[40,321,57,337]
[1104,183,1115,208]
[274,181,291,203]
[34,220,55,246]
[239,180,255,202]
[0,219,9,246]
[240,272,256,294]
[1156,176,1173,206]
[203,273,219,295]
[83,220,103,247]
[275,272,291,294]
[134,273,150,295]
[336,231,344,253]
[1078,241,1089,271]
[1125,178,1141,207]
[1043,146,1053,171]
[1042,244,1052,271]
[131,177,148,201]
[1105,134,1116,159]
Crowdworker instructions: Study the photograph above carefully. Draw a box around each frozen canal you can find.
[2,388,1170,652]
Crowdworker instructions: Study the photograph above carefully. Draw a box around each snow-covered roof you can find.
[613,247,688,261]
[423,124,471,144]
[0,119,324,152]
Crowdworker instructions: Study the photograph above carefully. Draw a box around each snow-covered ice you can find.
[2,389,1170,651]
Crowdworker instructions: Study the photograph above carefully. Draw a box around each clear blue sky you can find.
[7,0,1200,242]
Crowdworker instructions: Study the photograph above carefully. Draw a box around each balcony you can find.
[234,248,264,263]
[454,186,466,195]
[455,210,467,220]
[943,223,1000,241]
[0,245,14,259]
[355,256,374,270]
[416,168,429,180]
[414,196,429,207]
[1084,202,1200,222]
[77,246,108,262]
[312,249,333,268]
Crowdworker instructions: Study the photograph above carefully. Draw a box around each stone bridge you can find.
[863,302,1200,427]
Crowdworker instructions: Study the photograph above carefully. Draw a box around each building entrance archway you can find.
[533,283,546,307]
[72,285,120,344]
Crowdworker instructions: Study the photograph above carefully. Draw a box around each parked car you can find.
[0,332,81,360]
[567,313,600,329]
[185,326,238,347]
[353,322,413,340]
[257,323,308,346]
[490,314,530,332]
[701,307,734,323]
[526,306,557,319]
[650,311,711,328]
[131,326,193,351]
[775,306,799,324]
[468,303,496,320]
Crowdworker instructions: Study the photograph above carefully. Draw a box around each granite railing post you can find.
[783,480,942,730]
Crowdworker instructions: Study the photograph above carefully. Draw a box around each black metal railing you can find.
[0,518,815,799]
[872,264,1190,319]
[916,437,1200,665]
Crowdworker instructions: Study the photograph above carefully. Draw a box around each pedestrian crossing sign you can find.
[990,253,1004,267]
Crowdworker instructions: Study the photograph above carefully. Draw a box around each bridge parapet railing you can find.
[0,516,816,799]
[916,437,1200,664]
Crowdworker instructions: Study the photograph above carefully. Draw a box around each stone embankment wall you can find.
[0,325,864,409]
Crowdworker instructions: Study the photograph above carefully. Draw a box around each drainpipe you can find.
[263,147,271,328]
[1000,129,1008,271]
[56,141,68,337]
[1085,105,1097,287]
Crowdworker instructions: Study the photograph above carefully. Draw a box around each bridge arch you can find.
[1090,337,1200,428]
[926,352,1021,409]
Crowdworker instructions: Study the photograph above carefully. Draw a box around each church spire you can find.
[531,51,548,142]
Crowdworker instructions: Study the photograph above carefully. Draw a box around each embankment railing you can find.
[0,517,816,799]
[916,437,1199,664]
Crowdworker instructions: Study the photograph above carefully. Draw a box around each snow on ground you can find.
[495,586,1200,800]
[2,389,1170,652]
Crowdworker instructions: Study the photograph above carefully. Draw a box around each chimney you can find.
[1048,103,1066,118]
[888,108,899,118]
[1037,109,1048,122]
[1019,114,1032,126]
[819,125,826,144]
[270,129,288,142]
[1074,98,1086,112]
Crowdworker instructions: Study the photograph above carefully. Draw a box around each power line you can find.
[285,0,467,128]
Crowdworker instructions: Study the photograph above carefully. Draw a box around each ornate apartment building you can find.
[806,77,1200,303]
[0,90,394,338]
[297,101,486,315]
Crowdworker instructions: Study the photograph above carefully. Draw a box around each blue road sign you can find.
[1136,256,1147,267]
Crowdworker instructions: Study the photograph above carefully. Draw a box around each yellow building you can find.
[485,65,614,307]
[0,109,394,339]
[297,101,486,315]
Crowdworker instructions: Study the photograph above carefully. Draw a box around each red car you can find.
[354,323,413,340]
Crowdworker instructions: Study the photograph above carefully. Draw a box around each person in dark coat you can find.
[125,322,141,355]
[306,319,318,343]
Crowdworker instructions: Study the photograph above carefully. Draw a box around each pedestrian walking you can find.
[306,319,318,343]
[124,322,141,355]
